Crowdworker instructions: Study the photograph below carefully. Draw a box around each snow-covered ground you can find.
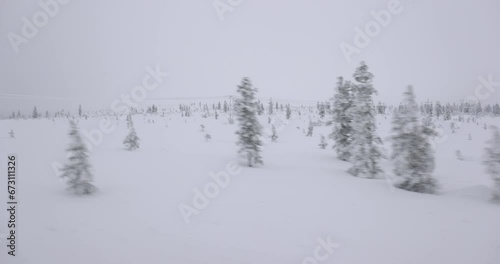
[0,110,499,264]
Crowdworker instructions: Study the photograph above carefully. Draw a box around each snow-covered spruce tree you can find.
[286,104,292,119]
[347,62,384,178]
[306,120,314,137]
[320,104,326,119]
[235,77,263,167]
[391,86,420,176]
[484,126,500,201]
[126,113,133,129]
[271,125,278,142]
[123,114,140,151]
[9,129,14,138]
[444,106,452,121]
[391,86,438,193]
[330,76,355,161]
[32,106,39,119]
[319,135,328,149]
[450,122,456,133]
[268,98,274,115]
[60,120,96,194]
[257,101,264,115]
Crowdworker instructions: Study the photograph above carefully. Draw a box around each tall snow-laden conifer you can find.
[484,126,500,201]
[391,86,420,177]
[235,77,263,167]
[391,86,438,193]
[347,62,384,178]
[60,120,96,194]
[330,76,355,161]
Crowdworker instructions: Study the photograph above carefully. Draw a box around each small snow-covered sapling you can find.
[319,135,328,149]
[270,125,278,142]
[306,121,313,137]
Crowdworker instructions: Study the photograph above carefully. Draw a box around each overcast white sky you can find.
[1,0,499,114]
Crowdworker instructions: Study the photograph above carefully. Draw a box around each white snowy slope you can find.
[0,111,499,264]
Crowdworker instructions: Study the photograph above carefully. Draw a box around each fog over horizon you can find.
[1,0,499,115]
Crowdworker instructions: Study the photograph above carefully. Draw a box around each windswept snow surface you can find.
[0,112,499,264]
